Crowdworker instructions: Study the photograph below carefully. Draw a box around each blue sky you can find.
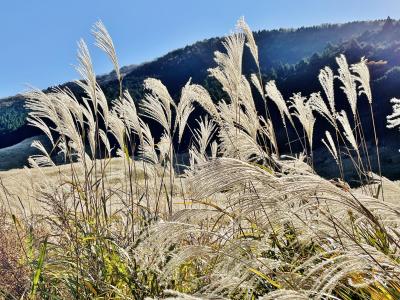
[0,0,399,98]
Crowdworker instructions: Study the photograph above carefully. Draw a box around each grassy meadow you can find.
[1,18,400,299]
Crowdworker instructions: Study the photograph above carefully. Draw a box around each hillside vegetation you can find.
[2,18,400,166]
[1,18,400,299]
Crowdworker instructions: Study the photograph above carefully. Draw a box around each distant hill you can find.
[0,135,47,171]
[2,17,400,176]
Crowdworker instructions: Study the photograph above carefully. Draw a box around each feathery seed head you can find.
[321,131,338,162]
[336,110,358,151]
[335,54,358,117]
[209,31,245,105]
[92,20,121,82]
[309,92,335,126]
[176,80,218,142]
[113,90,143,143]
[289,93,315,148]
[76,39,97,103]
[318,66,336,114]
[351,56,372,104]
[236,17,259,68]
[141,78,175,134]
[265,80,293,126]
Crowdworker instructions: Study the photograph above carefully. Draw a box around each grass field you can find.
[1,18,400,299]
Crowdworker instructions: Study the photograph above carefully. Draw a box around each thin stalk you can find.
[369,103,384,200]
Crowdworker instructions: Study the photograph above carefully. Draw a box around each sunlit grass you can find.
[1,18,400,300]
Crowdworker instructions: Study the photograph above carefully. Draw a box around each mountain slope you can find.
[2,18,400,176]
[0,19,387,147]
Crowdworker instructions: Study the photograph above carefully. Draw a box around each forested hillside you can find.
[2,17,400,175]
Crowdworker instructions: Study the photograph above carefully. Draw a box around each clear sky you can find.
[0,0,399,98]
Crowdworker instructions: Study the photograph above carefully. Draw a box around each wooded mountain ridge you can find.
[2,17,400,176]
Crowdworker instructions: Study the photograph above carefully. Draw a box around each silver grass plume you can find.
[189,116,217,165]
[336,110,358,151]
[183,83,219,121]
[177,103,194,143]
[61,89,94,157]
[297,245,400,297]
[265,80,293,127]
[250,73,263,97]
[217,94,262,161]
[113,90,143,144]
[28,140,55,168]
[176,80,196,142]
[237,108,260,141]
[50,87,84,127]
[387,98,400,130]
[192,116,216,158]
[188,147,204,167]
[184,157,400,294]
[141,92,172,136]
[25,89,57,146]
[92,20,121,83]
[239,75,257,117]
[321,131,338,162]
[26,116,54,147]
[80,97,96,158]
[318,66,335,114]
[289,93,315,148]
[350,56,372,104]
[238,75,259,139]
[335,54,358,117]
[278,153,314,174]
[260,116,278,153]
[138,119,158,164]
[219,124,266,162]
[208,31,245,106]
[26,88,87,160]
[94,83,110,125]
[142,78,174,131]
[217,99,258,146]
[217,99,235,125]
[308,91,335,126]
[221,32,245,74]
[108,109,126,152]
[99,129,111,155]
[75,39,97,106]
[236,17,259,69]
[157,132,172,164]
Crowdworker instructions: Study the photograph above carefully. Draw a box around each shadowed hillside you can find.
[2,17,400,176]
